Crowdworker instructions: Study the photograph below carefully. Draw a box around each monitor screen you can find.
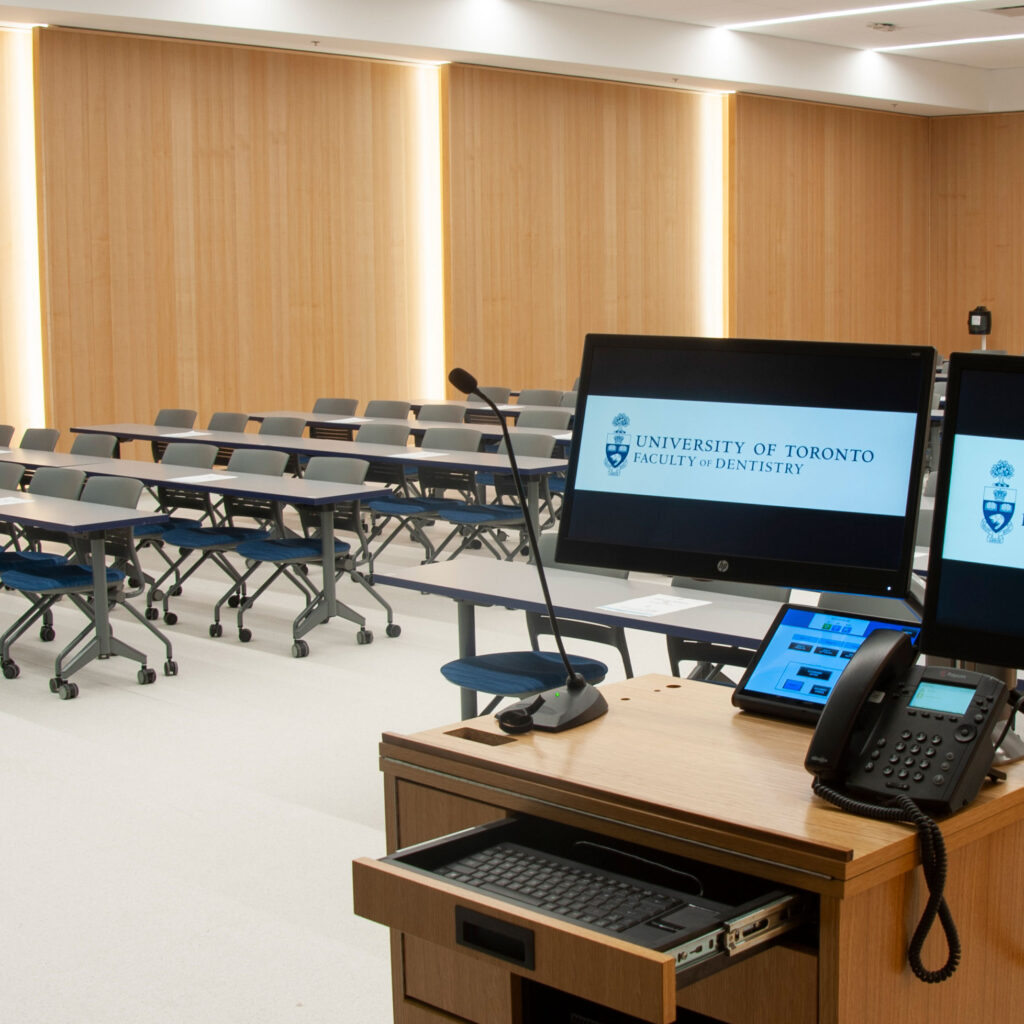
[921,352,1024,667]
[556,334,935,596]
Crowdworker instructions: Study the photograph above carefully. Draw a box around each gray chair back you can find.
[467,386,511,405]
[0,424,14,446]
[207,412,248,432]
[417,404,464,423]
[70,433,118,458]
[161,442,217,469]
[0,462,24,490]
[226,448,289,476]
[259,416,306,437]
[19,427,59,452]
[516,409,572,430]
[312,397,358,416]
[357,423,410,447]
[28,466,85,498]
[364,400,411,419]
[497,433,556,458]
[517,389,562,406]
[81,475,144,509]
[559,391,577,408]
[421,427,483,452]
[154,409,197,428]
[304,456,369,485]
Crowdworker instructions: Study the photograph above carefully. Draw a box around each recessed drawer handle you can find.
[455,906,535,970]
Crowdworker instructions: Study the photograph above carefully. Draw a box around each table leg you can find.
[457,600,478,719]
[91,535,112,657]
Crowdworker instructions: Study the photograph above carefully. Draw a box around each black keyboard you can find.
[436,841,685,932]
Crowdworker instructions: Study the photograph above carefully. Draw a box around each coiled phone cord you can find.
[811,778,961,983]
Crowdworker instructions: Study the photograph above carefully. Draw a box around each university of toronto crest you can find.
[982,459,1016,542]
[605,413,631,476]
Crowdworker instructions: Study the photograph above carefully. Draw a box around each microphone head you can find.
[448,367,478,395]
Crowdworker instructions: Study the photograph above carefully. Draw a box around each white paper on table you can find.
[598,594,710,617]
[0,496,29,505]
[404,450,448,458]
[164,430,211,437]
[172,473,230,484]
[332,417,366,424]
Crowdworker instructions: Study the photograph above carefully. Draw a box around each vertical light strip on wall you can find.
[413,62,446,399]
[0,27,45,426]
[697,92,728,338]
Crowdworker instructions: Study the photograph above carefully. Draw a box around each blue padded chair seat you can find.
[134,516,206,539]
[440,651,607,697]
[436,504,523,526]
[160,525,270,549]
[367,494,465,515]
[0,563,124,593]
[0,550,68,570]
[236,537,350,562]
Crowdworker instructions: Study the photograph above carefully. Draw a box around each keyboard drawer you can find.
[353,817,811,1024]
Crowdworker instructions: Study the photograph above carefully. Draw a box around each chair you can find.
[516,408,572,430]
[0,424,14,447]
[440,651,608,719]
[19,427,60,451]
[517,389,563,407]
[148,448,289,627]
[416,404,464,423]
[559,391,577,408]
[258,416,306,475]
[69,432,118,458]
[525,533,633,677]
[0,462,24,549]
[206,411,248,466]
[230,457,398,655]
[464,387,511,423]
[0,475,174,698]
[666,578,791,685]
[309,398,360,442]
[151,408,197,461]
[367,426,486,563]
[137,442,220,602]
[363,400,411,420]
[433,432,557,559]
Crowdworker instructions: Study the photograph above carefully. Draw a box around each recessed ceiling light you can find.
[727,1,982,30]
[875,30,1024,49]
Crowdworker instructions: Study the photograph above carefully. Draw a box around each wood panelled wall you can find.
[443,65,710,392]
[929,114,1024,356]
[34,28,427,438]
[730,94,932,347]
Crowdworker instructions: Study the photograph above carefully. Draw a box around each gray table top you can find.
[0,487,167,534]
[373,557,785,649]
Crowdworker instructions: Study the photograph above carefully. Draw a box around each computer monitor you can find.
[556,334,936,597]
[921,352,1024,668]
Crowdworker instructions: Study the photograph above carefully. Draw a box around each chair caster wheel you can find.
[209,623,223,638]
[356,628,373,645]
[163,660,178,676]
[239,628,252,643]
[56,680,78,700]
[164,612,178,626]
[291,640,309,658]
[150,588,164,602]
[2,659,19,679]
[137,667,156,685]
[145,607,159,621]
[170,585,183,597]
[39,625,56,642]
[227,594,240,608]
[386,623,401,638]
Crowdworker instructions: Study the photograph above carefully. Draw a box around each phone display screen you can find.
[732,603,921,723]
[908,680,975,716]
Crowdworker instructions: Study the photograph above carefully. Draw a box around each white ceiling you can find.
[2,0,1024,113]
[532,1,1024,70]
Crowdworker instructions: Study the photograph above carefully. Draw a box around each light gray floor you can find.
[0,523,683,1023]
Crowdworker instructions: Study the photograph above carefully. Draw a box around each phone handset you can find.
[804,628,917,781]
[804,627,961,983]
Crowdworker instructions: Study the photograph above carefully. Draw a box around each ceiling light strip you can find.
[875,31,1024,50]
[728,0,982,30]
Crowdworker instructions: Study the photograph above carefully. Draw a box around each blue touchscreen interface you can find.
[740,605,921,708]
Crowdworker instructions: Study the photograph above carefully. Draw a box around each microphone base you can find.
[503,683,609,733]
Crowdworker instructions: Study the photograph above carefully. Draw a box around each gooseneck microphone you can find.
[448,367,608,733]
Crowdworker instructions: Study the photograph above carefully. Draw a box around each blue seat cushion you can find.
[436,504,522,526]
[161,525,270,550]
[440,651,607,696]
[368,495,466,516]
[0,550,68,570]
[0,563,125,593]
[135,516,206,539]
[236,537,350,562]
